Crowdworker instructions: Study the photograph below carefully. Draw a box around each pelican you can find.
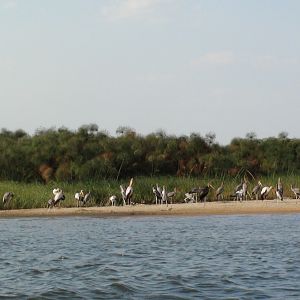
[215,182,224,201]
[261,186,273,200]
[275,178,283,201]
[241,180,248,201]
[291,185,300,199]
[3,192,14,205]
[251,181,262,200]
[109,195,117,206]
[75,190,84,207]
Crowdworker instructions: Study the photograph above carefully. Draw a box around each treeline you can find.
[0,125,299,183]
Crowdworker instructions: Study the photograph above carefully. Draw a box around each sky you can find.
[0,0,299,144]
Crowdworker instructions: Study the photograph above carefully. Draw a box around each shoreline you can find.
[1,200,300,218]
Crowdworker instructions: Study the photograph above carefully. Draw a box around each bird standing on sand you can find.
[109,195,117,206]
[152,185,162,205]
[198,183,214,202]
[252,181,262,200]
[261,186,273,200]
[3,192,14,205]
[125,178,134,205]
[275,178,283,201]
[82,191,91,206]
[291,185,300,199]
[167,188,177,204]
[53,188,65,206]
[215,182,224,201]
[75,190,84,207]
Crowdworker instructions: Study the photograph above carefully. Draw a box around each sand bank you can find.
[1,199,300,218]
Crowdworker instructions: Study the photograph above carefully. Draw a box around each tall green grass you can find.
[0,175,300,210]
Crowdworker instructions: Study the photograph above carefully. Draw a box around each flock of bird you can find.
[2,177,300,208]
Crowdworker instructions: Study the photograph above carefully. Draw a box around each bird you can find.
[198,183,214,202]
[188,187,201,202]
[152,185,162,205]
[184,192,196,203]
[3,192,14,205]
[82,191,91,206]
[275,178,283,201]
[291,185,300,199]
[161,186,168,205]
[251,181,262,200]
[125,178,134,205]
[120,185,126,206]
[215,182,224,201]
[53,188,65,206]
[261,186,273,200]
[109,195,117,206]
[167,188,177,204]
[234,179,244,193]
[242,180,248,200]
[75,190,84,207]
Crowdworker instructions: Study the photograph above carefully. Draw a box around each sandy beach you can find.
[1,199,300,218]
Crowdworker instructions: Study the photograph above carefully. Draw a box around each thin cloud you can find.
[3,0,17,9]
[101,0,161,21]
[193,51,235,66]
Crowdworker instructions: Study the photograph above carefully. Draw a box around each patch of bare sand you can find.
[1,200,300,218]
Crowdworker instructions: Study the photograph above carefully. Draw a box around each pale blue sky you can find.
[1,0,299,144]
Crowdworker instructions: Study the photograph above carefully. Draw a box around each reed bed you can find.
[0,175,300,210]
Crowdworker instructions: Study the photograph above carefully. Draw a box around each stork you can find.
[109,195,117,206]
[82,191,91,206]
[291,185,300,199]
[215,182,224,201]
[3,192,14,205]
[261,186,273,200]
[161,186,168,205]
[152,184,162,205]
[252,181,262,200]
[125,178,134,205]
[48,188,65,208]
[275,178,283,201]
[198,183,214,202]
[167,188,177,204]
[75,190,84,207]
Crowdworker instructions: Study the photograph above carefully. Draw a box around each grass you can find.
[0,175,300,210]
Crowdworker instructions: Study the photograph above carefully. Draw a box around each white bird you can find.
[152,185,162,205]
[261,186,273,200]
[161,186,167,205]
[184,192,195,203]
[120,185,126,206]
[275,178,283,201]
[125,178,134,205]
[75,190,84,207]
[3,192,14,205]
[109,195,117,206]
[53,188,65,206]
[82,191,91,206]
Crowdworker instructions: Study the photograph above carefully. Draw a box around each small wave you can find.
[110,282,137,294]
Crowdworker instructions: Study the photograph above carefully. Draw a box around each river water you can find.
[0,214,300,299]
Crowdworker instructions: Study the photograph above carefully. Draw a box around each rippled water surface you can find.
[1,214,300,299]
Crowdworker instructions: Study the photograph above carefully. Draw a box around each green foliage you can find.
[0,126,299,183]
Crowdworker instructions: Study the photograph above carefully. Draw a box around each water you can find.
[0,214,300,299]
